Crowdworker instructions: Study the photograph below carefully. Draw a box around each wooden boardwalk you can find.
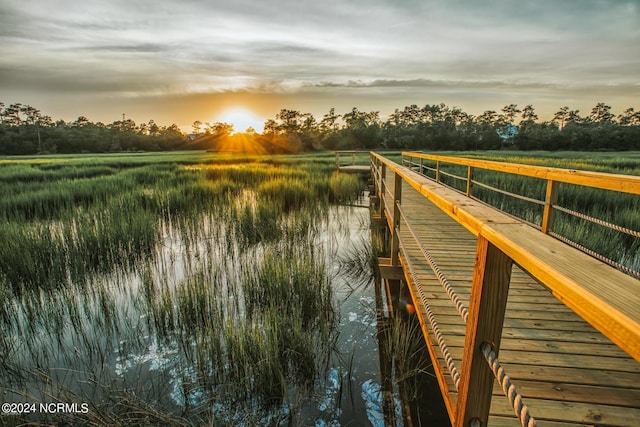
[372,153,640,427]
[337,164,371,174]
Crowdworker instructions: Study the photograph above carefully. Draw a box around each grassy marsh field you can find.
[0,151,379,426]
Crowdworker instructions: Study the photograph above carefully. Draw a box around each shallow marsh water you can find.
[1,195,400,426]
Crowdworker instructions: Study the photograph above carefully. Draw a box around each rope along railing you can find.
[470,180,545,209]
[396,200,470,323]
[396,226,463,391]
[554,204,640,238]
[402,152,640,278]
[375,162,540,427]
[480,342,537,427]
[394,195,537,427]
[550,231,640,280]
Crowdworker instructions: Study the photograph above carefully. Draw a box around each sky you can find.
[1,0,639,132]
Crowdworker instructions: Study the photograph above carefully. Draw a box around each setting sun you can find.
[218,108,264,134]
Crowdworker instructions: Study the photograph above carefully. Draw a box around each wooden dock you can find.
[370,152,640,427]
[335,150,371,175]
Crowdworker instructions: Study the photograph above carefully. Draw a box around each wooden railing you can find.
[401,152,640,278]
[370,152,640,427]
[335,150,370,168]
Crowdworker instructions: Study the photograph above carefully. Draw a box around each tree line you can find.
[1,101,639,155]
[0,102,185,155]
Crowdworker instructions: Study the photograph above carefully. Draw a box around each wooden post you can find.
[352,152,356,165]
[379,163,386,219]
[336,152,340,168]
[436,160,441,183]
[541,180,559,234]
[390,172,403,266]
[456,235,513,427]
[466,166,474,197]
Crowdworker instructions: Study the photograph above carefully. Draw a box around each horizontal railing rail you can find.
[370,152,640,427]
[335,150,371,168]
[401,151,640,279]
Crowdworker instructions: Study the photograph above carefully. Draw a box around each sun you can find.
[218,108,264,134]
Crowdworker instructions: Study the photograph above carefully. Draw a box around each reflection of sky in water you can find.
[109,203,399,425]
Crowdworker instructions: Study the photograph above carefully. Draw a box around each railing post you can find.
[390,172,403,266]
[336,152,340,168]
[541,180,559,234]
[352,152,356,165]
[456,235,513,427]
[419,157,424,176]
[436,160,441,183]
[466,166,474,197]
[379,162,386,219]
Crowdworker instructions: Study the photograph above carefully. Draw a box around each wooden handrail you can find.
[402,151,640,195]
[335,150,370,168]
[370,151,640,426]
[372,151,640,361]
[402,151,640,276]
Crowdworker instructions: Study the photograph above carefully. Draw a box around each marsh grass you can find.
[329,172,362,203]
[0,151,364,425]
[382,315,433,402]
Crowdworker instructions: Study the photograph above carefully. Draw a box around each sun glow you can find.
[218,108,264,134]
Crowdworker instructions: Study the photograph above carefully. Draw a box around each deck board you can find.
[386,177,640,426]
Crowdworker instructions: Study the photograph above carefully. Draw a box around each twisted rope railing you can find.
[549,231,640,280]
[481,342,537,427]
[554,204,640,238]
[394,192,537,426]
[470,180,544,206]
[397,228,462,391]
[396,200,470,323]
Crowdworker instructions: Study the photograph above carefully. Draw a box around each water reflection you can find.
[2,190,404,425]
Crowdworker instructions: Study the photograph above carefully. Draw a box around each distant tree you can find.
[342,107,379,129]
[73,116,90,128]
[192,120,203,136]
[301,113,317,133]
[520,105,538,124]
[552,106,570,130]
[319,108,340,134]
[148,120,160,136]
[589,103,614,123]
[210,122,234,137]
[618,108,640,126]
[501,104,521,126]
[137,122,149,136]
[565,109,582,125]
[477,110,499,129]
[3,103,22,126]
[513,105,539,150]
[339,108,381,149]
[276,109,303,134]
[262,119,278,136]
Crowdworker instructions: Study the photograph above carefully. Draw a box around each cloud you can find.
[0,0,638,125]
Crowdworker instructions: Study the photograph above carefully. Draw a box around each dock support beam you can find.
[456,235,513,427]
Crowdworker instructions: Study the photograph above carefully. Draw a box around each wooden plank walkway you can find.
[390,179,640,426]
